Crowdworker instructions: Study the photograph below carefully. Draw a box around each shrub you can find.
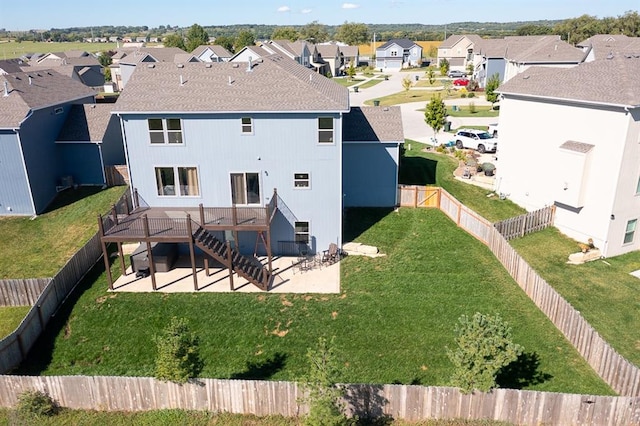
[467,79,479,92]
[16,390,59,417]
[154,317,203,384]
[435,144,447,153]
[460,93,467,98]
[467,92,475,98]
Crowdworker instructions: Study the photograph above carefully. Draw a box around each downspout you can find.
[117,113,135,208]
[337,112,343,248]
[16,110,37,215]
[96,142,106,186]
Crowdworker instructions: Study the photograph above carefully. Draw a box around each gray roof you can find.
[559,141,595,153]
[343,106,404,142]
[57,104,115,141]
[113,55,349,113]
[378,38,419,50]
[192,45,232,58]
[498,55,640,107]
[507,36,585,63]
[339,45,359,58]
[577,34,640,61]
[229,45,275,61]
[316,44,340,59]
[117,47,190,64]
[0,69,95,128]
[0,59,28,74]
[440,34,484,49]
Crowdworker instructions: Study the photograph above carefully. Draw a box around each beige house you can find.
[437,34,484,72]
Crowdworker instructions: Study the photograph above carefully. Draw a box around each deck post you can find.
[133,188,140,209]
[142,214,157,291]
[111,204,119,225]
[186,214,198,291]
[98,214,114,290]
[199,203,205,225]
[226,240,234,291]
[266,228,273,275]
[117,242,127,276]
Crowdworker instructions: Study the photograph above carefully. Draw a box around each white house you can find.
[496,55,640,257]
[376,39,422,70]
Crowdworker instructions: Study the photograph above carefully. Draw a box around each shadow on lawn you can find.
[230,352,287,380]
[343,208,394,243]
[496,351,553,389]
[398,156,438,186]
[41,186,106,214]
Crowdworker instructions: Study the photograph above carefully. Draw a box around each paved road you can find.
[347,71,497,144]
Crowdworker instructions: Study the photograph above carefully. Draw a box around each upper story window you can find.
[148,118,183,144]
[294,173,310,188]
[390,49,398,57]
[241,117,253,134]
[318,117,334,144]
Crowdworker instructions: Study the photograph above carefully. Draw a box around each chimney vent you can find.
[247,56,253,72]
[28,76,32,85]
[3,81,8,97]
[180,75,184,86]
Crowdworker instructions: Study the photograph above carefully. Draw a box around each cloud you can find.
[342,3,359,9]
[301,8,312,14]
[277,6,291,12]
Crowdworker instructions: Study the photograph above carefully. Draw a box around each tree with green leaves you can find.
[401,76,413,97]
[447,312,523,393]
[214,35,235,53]
[234,30,256,52]
[300,337,352,426]
[163,33,185,50]
[426,66,436,85]
[185,23,209,52]
[424,94,447,142]
[97,51,112,67]
[272,26,300,41]
[346,61,356,80]
[335,21,370,46]
[485,73,500,108]
[154,317,203,384]
[300,21,329,43]
[439,58,449,76]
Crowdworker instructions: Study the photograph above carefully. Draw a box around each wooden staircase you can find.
[192,226,271,291]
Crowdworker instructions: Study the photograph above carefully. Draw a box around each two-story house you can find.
[376,39,422,70]
[437,34,483,72]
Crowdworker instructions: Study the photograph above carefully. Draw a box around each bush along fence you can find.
[0,191,131,374]
[398,185,640,397]
[0,376,637,424]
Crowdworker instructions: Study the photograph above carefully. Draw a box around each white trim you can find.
[55,140,101,144]
[293,172,311,189]
[241,117,254,135]
[154,165,201,198]
[117,113,135,207]
[229,171,262,206]
[317,116,335,145]
[15,131,37,215]
[148,118,185,145]
[294,220,311,245]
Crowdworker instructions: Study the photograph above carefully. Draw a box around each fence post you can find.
[413,187,418,208]
[520,215,526,238]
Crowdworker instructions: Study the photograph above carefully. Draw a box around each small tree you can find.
[424,94,447,142]
[485,73,500,108]
[426,66,436,85]
[401,76,413,97]
[300,337,351,426]
[447,313,523,393]
[439,58,450,76]
[468,101,476,114]
[154,317,203,384]
[466,62,474,76]
[346,61,356,80]
[442,80,453,97]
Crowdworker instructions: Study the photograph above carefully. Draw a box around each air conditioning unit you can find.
[60,175,74,188]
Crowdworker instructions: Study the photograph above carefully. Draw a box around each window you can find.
[318,117,334,143]
[390,49,398,57]
[155,166,199,196]
[294,173,310,188]
[241,117,253,134]
[54,107,64,115]
[148,118,183,144]
[295,221,310,244]
[624,219,637,244]
[230,172,260,205]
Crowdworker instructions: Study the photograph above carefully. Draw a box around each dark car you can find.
[448,70,466,78]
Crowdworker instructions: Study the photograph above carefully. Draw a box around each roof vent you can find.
[177,63,184,68]
[523,75,530,79]
[309,74,312,81]
[147,64,155,68]
[232,63,239,68]
[205,63,212,68]
[3,81,8,97]
[257,58,263,63]
[247,56,253,72]
[228,76,233,85]
[180,74,184,86]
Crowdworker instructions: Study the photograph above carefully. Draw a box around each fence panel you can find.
[494,206,555,240]
[104,165,129,186]
[0,279,50,306]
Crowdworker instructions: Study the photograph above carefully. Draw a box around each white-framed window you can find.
[241,117,253,134]
[155,166,200,196]
[295,221,310,244]
[294,173,310,188]
[230,172,261,205]
[624,219,637,244]
[148,118,183,144]
[318,117,334,143]
[390,49,398,57]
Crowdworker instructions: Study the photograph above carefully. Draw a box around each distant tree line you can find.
[3,11,639,47]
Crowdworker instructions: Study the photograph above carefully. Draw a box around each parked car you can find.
[448,70,466,78]
[453,78,469,86]
[454,129,497,153]
[488,123,498,138]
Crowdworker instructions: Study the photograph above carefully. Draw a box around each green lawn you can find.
[399,141,525,222]
[446,105,499,118]
[0,187,126,279]
[0,306,30,338]
[332,78,364,87]
[509,227,640,366]
[16,206,612,395]
[0,41,118,59]
[364,89,479,107]
[358,79,384,89]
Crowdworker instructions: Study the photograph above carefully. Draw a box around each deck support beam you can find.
[142,214,157,291]
[186,214,198,291]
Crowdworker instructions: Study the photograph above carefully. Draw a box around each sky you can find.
[0,0,638,31]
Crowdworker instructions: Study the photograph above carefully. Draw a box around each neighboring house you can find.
[577,34,640,61]
[229,45,276,63]
[339,45,360,67]
[0,59,27,74]
[263,40,315,69]
[56,104,126,185]
[376,39,422,70]
[0,70,96,215]
[315,43,343,77]
[437,34,484,71]
[496,55,640,257]
[191,45,233,62]
[342,106,404,207]
[29,51,105,88]
[110,47,195,91]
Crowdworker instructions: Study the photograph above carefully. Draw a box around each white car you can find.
[454,129,497,153]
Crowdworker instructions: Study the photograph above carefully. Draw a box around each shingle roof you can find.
[440,34,484,49]
[113,55,349,113]
[559,141,595,153]
[339,45,359,58]
[508,36,585,63]
[342,106,404,142]
[57,104,115,141]
[116,47,190,64]
[498,55,640,106]
[0,69,95,128]
[229,45,274,61]
[0,59,28,74]
[379,38,419,50]
[191,45,232,58]
[577,34,640,61]
[316,44,340,58]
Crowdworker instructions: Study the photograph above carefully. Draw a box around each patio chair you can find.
[322,243,341,265]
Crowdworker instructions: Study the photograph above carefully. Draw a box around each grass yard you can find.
[509,227,640,366]
[363,89,479,107]
[399,141,525,222]
[0,306,30,338]
[333,78,364,87]
[0,41,118,59]
[0,186,126,279]
[446,105,499,118]
[16,206,612,395]
[357,78,385,89]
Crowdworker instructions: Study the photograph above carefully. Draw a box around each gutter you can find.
[497,91,640,110]
[116,113,135,208]
[111,108,352,115]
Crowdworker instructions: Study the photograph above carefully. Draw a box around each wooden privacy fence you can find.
[494,206,556,240]
[0,376,638,425]
[104,165,129,186]
[0,279,50,306]
[398,185,640,397]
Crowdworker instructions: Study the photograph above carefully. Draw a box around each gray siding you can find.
[343,142,400,207]
[121,112,343,254]
[0,131,33,215]
[119,64,137,89]
[57,143,104,185]
[482,58,505,88]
